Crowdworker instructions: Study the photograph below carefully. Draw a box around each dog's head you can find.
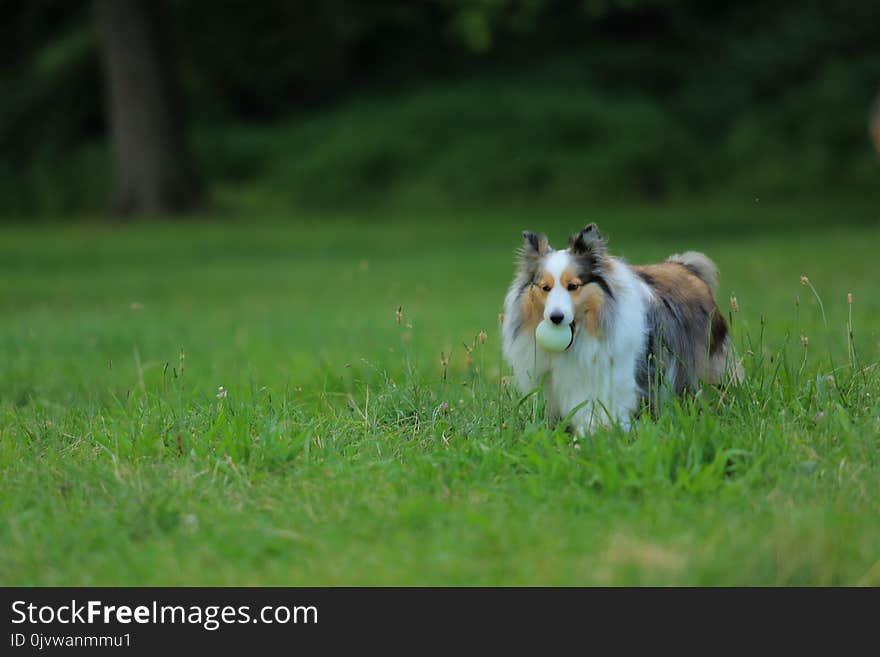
[515,224,615,341]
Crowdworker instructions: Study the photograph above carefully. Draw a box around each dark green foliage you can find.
[1,0,878,216]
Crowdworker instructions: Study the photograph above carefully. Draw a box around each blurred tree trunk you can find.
[96,0,201,216]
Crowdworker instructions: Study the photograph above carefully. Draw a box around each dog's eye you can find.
[567,283,579,292]
[541,284,552,292]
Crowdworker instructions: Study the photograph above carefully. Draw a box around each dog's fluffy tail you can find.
[667,251,718,293]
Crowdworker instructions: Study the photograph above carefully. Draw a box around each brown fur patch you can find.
[520,274,553,330]
[557,267,604,336]
[632,262,713,305]
[559,268,583,289]
[573,283,605,337]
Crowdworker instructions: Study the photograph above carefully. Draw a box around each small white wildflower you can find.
[216,386,228,399]
[182,514,199,534]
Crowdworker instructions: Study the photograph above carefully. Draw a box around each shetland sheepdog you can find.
[502,223,739,434]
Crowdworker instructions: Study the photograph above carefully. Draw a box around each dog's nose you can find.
[549,311,564,325]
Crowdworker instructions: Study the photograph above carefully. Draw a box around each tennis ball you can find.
[535,319,573,352]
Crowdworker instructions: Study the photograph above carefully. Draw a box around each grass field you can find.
[1,198,879,585]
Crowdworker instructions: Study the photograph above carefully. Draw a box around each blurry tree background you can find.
[95,0,202,215]
[1,0,878,218]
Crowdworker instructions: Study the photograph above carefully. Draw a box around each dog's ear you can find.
[521,230,549,256]
[568,223,606,256]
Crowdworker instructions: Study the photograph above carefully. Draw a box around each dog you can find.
[501,223,739,434]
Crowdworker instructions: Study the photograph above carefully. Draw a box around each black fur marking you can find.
[522,230,541,252]
[709,309,728,355]
[574,253,615,300]
[679,263,702,280]
[636,271,655,287]
[569,223,606,258]
[637,322,670,416]
[591,275,615,301]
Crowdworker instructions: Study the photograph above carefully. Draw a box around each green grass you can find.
[1,198,879,585]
